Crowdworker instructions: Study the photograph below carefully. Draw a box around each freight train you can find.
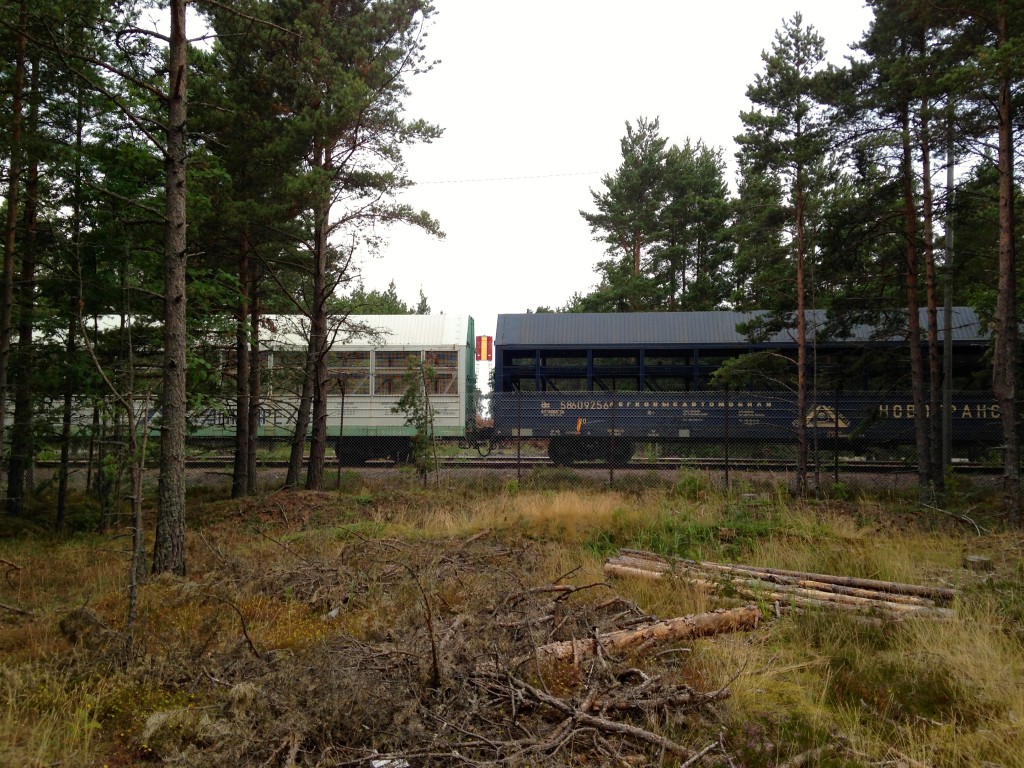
[181,308,999,465]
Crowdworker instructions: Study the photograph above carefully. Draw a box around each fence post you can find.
[516,387,522,483]
[336,381,345,490]
[723,386,730,491]
[608,394,616,486]
[833,384,840,488]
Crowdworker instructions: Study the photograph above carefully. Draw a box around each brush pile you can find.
[104,536,765,767]
[605,549,956,620]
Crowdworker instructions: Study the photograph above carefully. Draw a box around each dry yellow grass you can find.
[0,663,112,767]
[1,479,1021,766]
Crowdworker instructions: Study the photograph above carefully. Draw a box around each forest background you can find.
[0,0,1023,581]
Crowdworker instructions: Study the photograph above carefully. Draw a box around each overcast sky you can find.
[356,1,874,338]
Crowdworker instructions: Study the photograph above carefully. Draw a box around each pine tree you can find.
[580,117,668,311]
[579,120,733,312]
[736,13,831,496]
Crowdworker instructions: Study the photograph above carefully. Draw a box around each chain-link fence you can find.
[22,384,1003,507]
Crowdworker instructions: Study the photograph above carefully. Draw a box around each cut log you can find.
[532,606,761,667]
[619,549,956,602]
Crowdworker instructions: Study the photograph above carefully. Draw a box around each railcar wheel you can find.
[334,441,370,466]
[547,438,575,466]
[609,440,635,467]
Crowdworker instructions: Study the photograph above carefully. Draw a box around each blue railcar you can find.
[491,309,999,464]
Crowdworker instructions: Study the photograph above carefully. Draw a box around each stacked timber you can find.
[604,549,956,620]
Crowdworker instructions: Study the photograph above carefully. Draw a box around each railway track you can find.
[37,455,999,473]
[436,456,998,473]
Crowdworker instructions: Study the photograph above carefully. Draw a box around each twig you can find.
[249,524,314,566]
[459,528,492,547]
[1,557,23,587]
[0,600,34,617]
[195,530,227,565]
[920,502,989,535]
[474,671,698,759]
[885,747,933,768]
[553,565,581,583]
[403,564,442,690]
[681,740,720,767]
[214,596,265,662]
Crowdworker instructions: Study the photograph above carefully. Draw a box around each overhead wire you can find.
[413,170,604,185]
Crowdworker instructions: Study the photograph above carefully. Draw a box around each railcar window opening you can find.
[539,368,588,386]
[502,366,537,383]
[593,377,639,392]
[373,349,421,396]
[510,378,537,392]
[540,351,587,368]
[645,350,695,367]
[374,372,406,395]
[428,372,458,395]
[545,377,588,392]
[255,350,273,394]
[268,350,307,395]
[424,350,457,368]
[218,348,240,392]
[424,350,460,395]
[705,349,799,392]
[376,350,417,369]
[695,373,718,390]
[645,376,693,392]
[327,350,371,395]
[593,351,639,368]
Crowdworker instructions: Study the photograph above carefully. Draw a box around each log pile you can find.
[605,549,956,620]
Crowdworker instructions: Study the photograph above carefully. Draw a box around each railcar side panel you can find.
[491,390,1001,448]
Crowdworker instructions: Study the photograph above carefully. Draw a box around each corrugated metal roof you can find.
[263,314,470,349]
[495,308,988,348]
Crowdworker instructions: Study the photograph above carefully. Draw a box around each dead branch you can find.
[681,740,721,767]
[403,564,442,690]
[0,600,33,617]
[214,596,265,662]
[1,557,22,587]
[472,670,698,759]
[460,528,492,547]
[920,502,989,535]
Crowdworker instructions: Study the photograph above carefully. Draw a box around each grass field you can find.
[1,468,1022,766]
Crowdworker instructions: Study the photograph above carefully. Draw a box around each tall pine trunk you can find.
[305,198,330,492]
[919,95,943,494]
[0,1,27,494]
[900,106,930,502]
[153,0,188,575]
[246,259,261,494]
[7,51,39,516]
[992,0,1020,523]
[57,95,87,530]
[231,233,251,498]
[794,167,808,498]
[285,351,313,488]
